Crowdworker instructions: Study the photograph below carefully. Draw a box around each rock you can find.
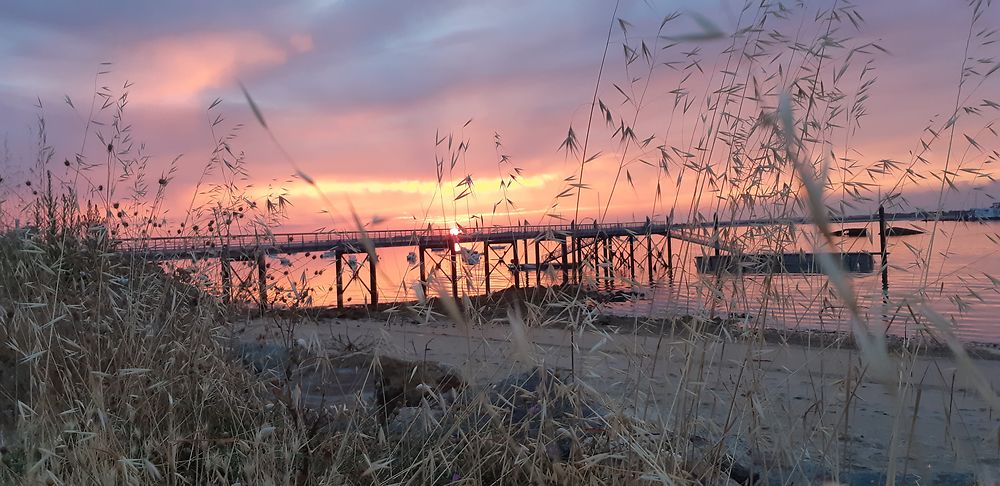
[234,342,309,376]
[487,368,611,461]
[489,367,608,425]
[687,434,760,485]
[386,405,445,443]
[380,367,609,461]
[720,436,759,485]
[235,341,373,410]
[487,368,759,482]
[373,356,464,418]
[604,289,645,303]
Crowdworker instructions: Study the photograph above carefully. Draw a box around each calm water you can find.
[613,221,1000,344]
[169,220,1000,343]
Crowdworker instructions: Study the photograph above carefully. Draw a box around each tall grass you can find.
[2,0,1000,484]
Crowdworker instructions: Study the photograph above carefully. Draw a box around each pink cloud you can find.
[120,32,290,105]
[289,34,315,53]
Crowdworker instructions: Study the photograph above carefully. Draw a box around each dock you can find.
[117,221,712,309]
[696,252,875,274]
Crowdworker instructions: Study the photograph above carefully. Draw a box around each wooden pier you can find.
[116,206,897,309]
[118,221,715,309]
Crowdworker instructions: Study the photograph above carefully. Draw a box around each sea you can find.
[175,220,1000,344]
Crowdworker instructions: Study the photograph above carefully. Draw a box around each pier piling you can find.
[418,245,427,296]
[561,239,569,285]
[628,236,636,281]
[220,248,232,305]
[534,239,541,286]
[605,237,614,284]
[512,241,521,289]
[369,253,378,308]
[574,237,582,284]
[483,242,491,295]
[594,236,601,284]
[879,205,889,302]
[646,235,654,284]
[256,252,267,310]
[523,237,529,275]
[450,244,458,299]
[335,251,344,309]
[712,213,720,258]
[667,219,673,271]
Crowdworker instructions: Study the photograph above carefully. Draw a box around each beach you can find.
[238,310,1000,482]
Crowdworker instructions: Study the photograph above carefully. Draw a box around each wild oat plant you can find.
[3,0,1000,485]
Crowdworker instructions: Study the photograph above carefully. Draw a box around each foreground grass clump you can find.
[0,223,287,483]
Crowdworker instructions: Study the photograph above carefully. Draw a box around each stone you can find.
[385,405,445,443]
[373,355,464,418]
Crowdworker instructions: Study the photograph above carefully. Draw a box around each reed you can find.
[1,0,999,484]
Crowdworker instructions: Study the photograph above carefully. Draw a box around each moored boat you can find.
[830,226,924,237]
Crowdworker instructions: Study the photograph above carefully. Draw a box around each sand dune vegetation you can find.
[2,1,1000,485]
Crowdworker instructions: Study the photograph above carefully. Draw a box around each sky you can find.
[1,0,999,234]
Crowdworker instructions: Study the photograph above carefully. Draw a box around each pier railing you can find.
[116,221,710,259]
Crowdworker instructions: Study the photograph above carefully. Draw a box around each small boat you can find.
[696,252,875,274]
[972,202,1000,220]
[831,227,868,237]
[885,226,924,236]
[507,263,539,272]
[831,226,924,237]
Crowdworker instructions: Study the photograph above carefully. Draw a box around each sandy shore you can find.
[236,312,1000,481]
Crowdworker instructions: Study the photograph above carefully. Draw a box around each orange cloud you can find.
[231,171,564,228]
[272,172,558,199]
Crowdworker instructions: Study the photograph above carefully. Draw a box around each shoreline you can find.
[239,284,1000,361]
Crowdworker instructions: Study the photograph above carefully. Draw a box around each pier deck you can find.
[117,221,716,260]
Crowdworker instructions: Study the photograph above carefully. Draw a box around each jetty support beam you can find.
[418,244,426,292]
[512,241,521,289]
[667,219,674,271]
[256,252,267,310]
[534,239,541,286]
[628,236,636,281]
[450,243,459,299]
[560,239,569,285]
[369,252,378,308]
[220,248,232,305]
[879,205,889,303]
[335,250,344,309]
[484,242,491,295]
[646,235,654,284]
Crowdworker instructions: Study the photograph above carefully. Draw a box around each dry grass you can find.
[2,0,1000,484]
[0,225,750,484]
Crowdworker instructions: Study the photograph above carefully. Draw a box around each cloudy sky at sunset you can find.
[2,0,999,232]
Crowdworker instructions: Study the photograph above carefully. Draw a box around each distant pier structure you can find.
[118,220,716,309]
[117,209,899,309]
